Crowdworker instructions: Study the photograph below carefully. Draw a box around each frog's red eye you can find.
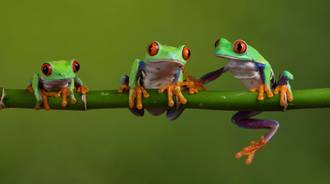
[214,39,220,48]
[148,41,159,56]
[72,60,80,73]
[41,63,52,76]
[233,39,247,54]
[182,46,191,60]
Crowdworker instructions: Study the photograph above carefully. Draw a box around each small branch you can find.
[1,88,330,111]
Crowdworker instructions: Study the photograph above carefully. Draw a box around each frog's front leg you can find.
[179,68,206,94]
[129,85,150,110]
[68,79,77,104]
[159,82,187,108]
[183,75,207,94]
[232,111,279,165]
[274,71,294,109]
[28,74,43,109]
[59,87,70,107]
[126,59,150,110]
[251,64,274,100]
[28,75,63,110]
[118,75,129,93]
[56,80,76,108]
[250,84,273,101]
[57,80,86,108]
[74,77,89,95]
[74,76,89,109]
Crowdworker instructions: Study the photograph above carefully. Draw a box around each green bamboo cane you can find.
[0,87,329,111]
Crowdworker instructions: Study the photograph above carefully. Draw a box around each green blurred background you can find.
[0,0,329,183]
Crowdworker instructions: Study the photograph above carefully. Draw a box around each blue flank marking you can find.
[138,61,145,71]
[255,63,266,83]
[174,68,182,82]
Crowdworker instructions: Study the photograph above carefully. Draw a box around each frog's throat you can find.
[145,59,184,67]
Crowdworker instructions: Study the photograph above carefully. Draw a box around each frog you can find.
[199,38,294,165]
[27,59,89,110]
[118,41,204,120]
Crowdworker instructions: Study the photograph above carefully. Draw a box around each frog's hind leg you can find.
[231,111,279,165]
[130,108,145,117]
[166,97,185,120]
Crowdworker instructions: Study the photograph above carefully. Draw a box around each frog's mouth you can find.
[216,55,251,62]
[146,60,184,68]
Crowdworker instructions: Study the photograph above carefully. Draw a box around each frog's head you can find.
[214,38,266,62]
[39,60,80,80]
[144,41,191,67]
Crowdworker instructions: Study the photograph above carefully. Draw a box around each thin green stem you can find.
[1,88,330,111]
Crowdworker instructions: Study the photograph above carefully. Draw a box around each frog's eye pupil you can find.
[182,46,191,60]
[237,44,242,50]
[233,39,247,54]
[41,63,52,76]
[214,39,220,48]
[148,41,159,56]
[72,60,80,73]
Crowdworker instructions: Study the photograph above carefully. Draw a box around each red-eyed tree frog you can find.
[200,38,294,165]
[27,60,89,110]
[119,41,204,120]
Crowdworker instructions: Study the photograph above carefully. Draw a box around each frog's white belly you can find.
[40,78,71,91]
[225,60,262,90]
[142,62,180,89]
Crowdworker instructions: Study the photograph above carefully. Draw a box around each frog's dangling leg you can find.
[231,111,279,165]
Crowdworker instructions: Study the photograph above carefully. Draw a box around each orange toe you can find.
[235,136,267,165]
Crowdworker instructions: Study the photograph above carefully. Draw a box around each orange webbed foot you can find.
[252,84,273,101]
[76,85,89,95]
[129,86,150,110]
[235,136,267,165]
[75,85,89,109]
[183,76,207,94]
[274,85,293,109]
[159,83,187,107]
[40,90,51,111]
